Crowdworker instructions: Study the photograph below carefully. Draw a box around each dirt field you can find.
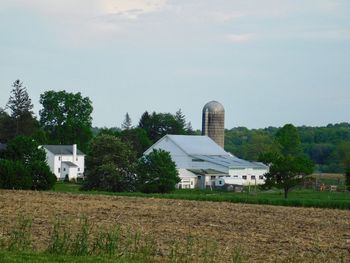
[0,190,349,262]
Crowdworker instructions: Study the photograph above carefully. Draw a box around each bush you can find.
[0,160,32,190]
[83,134,137,192]
[137,149,180,193]
[31,161,56,190]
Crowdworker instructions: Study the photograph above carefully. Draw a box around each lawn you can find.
[53,182,350,209]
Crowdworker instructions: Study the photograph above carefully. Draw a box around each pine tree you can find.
[175,109,186,129]
[122,112,132,130]
[6,80,35,135]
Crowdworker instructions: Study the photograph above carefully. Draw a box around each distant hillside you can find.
[225,123,350,173]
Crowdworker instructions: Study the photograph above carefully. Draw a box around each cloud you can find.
[225,33,257,43]
[100,0,166,19]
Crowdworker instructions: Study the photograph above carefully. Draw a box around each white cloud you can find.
[225,33,257,43]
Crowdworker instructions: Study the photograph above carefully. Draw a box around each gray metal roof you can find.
[167,135,229,155]
[187,169,228,175]
[43,145,84,155]
[191,154,268,169]
[166,135,268,170]
[62,161,79,167]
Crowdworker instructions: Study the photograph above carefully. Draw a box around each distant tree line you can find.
[225,124,350,173]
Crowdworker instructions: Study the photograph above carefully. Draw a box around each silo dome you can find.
[202,101,225,148]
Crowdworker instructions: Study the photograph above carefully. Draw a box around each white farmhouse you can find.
[144,135,268,189]
[43,144,85,180]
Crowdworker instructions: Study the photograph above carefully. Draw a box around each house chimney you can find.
[73,144,77,163]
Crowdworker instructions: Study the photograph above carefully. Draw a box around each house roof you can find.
[192,155,268,169]
[187,169,228,175]
[167,135,229,156]
[43,145,84,155]
[62,161,79,167]
[158,135,268,170]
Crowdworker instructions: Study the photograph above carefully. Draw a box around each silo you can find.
[202,101,225,148]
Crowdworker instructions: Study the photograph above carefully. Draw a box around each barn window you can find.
[78,168,80,172]
[259,175,264,180]
[58,168,60,173]
[192,159,204,162]
[211,176,215,179]
[58,157,61,161]
[63,168,66,172]
[251,176,256,180]
[242,176,247,180]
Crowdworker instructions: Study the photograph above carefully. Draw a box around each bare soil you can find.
[0,190,349,262]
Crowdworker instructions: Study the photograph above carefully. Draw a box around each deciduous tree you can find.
[137,149,180,193]
[260,124,314,198]
[83,134,137,192]
[39,90,93,152]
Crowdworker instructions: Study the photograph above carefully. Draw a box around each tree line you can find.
[225,124,350,173]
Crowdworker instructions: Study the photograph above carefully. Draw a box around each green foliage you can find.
[83,134,137,192]
[30,161,56,190]
[225,123,350,173]
[121,113,132,130]
[39,90,93,152]
[137,149,180,193]
[1,136,55,190]
[260,124,314,198]
[0,160,32,190]
[138,111,187,142]
[120,128,152,157]
[4,136,46,165]
[0,80,39,141]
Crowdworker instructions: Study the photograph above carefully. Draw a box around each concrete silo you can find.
[202,101,225,148]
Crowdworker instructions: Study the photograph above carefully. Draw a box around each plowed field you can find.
[0,190,349,262]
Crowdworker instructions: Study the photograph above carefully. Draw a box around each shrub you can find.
[31,161,56,190]
[0,159,32,190]
[137,149,180,193]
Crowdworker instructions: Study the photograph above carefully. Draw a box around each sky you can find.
[0,0,349,130]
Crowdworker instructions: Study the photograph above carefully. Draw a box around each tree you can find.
[0,108,15,142]
[83,134,137,192]
[345,168,350,191]
[0,160,32,190]
[260,124,314,198]
[138,111,186,142]
[137,149,180,193]
[30,161,56,190]
[5,80,38,137]
[4,136,46,165]
[1,136,56,190]
[175,109,186,130]
[39,90,93,152]
[120,128,152,157]
[121,113,132,130]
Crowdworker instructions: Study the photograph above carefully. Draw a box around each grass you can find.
[53,182,350,210]
[0,215,243,263]
[0,250,144,263]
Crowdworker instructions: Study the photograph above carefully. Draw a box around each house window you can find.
[191,181,193,185]
[242,176,247,180]
[58,168,60,173]
[211,176,216,180]
[63,168,66,172]
[78,168,80,172]
[58,157,61,161]
[251,176,256,180]
[259,175,264,180]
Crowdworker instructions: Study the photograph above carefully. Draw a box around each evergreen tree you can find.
[121,112,132,130]
[175,109,186,130]
[6,80,37,137]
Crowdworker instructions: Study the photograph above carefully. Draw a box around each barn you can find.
[143,135,268,189]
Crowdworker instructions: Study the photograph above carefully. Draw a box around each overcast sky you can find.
[1,0,349,129]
